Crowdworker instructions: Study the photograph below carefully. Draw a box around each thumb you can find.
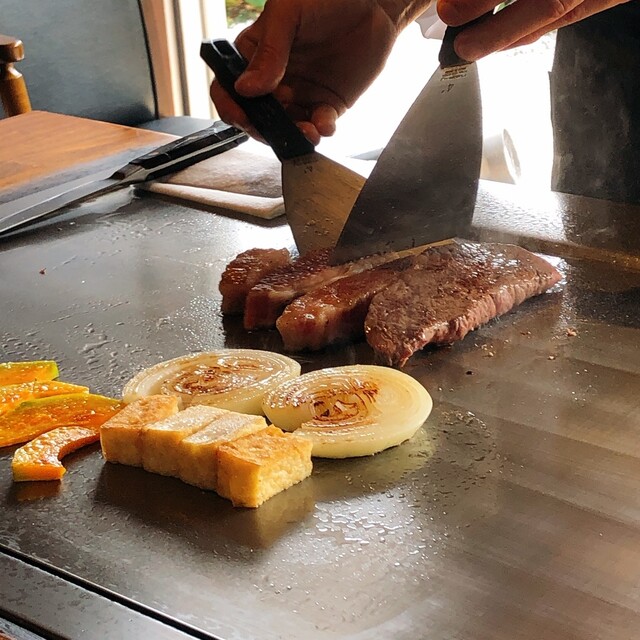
[235,3,298,97]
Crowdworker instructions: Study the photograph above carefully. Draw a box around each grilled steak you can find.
[243,248,415,330]
[365,242,562,366]
[219,248,291,314]
[276,255,418,351]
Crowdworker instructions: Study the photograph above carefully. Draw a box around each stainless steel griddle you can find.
[0,184,639,639]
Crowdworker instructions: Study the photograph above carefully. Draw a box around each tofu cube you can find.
[141,405,226,476]
[178,411,266,491]
[216,426,313,508]
[100,395,180,466]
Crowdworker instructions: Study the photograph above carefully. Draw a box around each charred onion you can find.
[262,365,432,458]
[122,350,301,415]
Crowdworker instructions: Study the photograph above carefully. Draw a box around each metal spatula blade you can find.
[200,39,365,254]
[330,24,484,264]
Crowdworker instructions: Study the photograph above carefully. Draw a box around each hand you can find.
[437,0,631,61]
[210,0,431,145]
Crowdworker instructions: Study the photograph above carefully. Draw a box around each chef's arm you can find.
[210,0,432,145]
[437,0,629,61]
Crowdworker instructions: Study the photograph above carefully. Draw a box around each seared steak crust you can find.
[219,248,291,314]
[276,255,417,351]
[365,242,562,366]
[243,248,414,330]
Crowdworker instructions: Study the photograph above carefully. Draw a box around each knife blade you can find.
[329,20,485,264]
[200,39,366,255]
[0,121,248,236]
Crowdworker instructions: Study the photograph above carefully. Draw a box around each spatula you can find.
[200,39,366,255]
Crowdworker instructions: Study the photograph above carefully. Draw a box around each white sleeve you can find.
[415,4,446,39]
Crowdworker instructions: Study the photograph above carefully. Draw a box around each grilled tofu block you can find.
[141,405,226,476]
[216,426,313,508]
[100,395,180,466]
[178,411,266,491]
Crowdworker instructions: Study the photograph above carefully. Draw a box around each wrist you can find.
[378,0,433,31]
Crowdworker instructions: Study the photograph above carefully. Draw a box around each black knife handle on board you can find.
[128,122,248,176]
[439,10,495,67]
[200,39,315,162]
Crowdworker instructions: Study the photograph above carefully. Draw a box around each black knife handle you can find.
[200,39,314,161]
[130,122,246,172]
[439,10,495,67]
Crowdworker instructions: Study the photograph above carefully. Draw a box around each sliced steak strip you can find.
[276,255,418,351]
[365,242,562,367]
[219,248,291,314]
[244,248,416,330]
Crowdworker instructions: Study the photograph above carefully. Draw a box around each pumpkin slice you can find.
[0,361,59,386]
[0,381,89,416]
[0,393,124,448]
[12,425,100,482]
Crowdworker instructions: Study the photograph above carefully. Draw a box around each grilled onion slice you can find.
[122,350,301,415]
[262,365,432,458]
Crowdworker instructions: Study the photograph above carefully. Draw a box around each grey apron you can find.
[551,2,640,205]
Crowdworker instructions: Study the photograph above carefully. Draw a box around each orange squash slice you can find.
[0,381,89,416]
[0,393,124,448]
[12,425,100,481]
[0,361,59,386]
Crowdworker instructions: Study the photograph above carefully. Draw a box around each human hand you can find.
[210,0,431,145]
[437,0,631,61]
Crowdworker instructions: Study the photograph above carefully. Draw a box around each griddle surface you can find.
[1,190,639,639]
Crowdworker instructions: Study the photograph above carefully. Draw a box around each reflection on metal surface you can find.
[472,183,640,270]
[95,462,316,550]
[11,480,61,503]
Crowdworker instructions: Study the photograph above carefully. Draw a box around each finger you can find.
[274,78,347,120]
[279,103,309,122]
[297,122,321,146]
[210,80,248,129]
[437,0,499,26]
[210,80,266,143]
[235,1,298,97]
[504,0,630,49]
[453,0,584,60]
[272,83,296,106]
[310,104,339,137]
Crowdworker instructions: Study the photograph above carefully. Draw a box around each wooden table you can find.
[0,111,171,192]
[0,111,639,640]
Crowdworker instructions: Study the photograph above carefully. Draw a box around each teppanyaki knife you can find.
[200,39,366,255]
[0,121,248,237]
[330,19,486,264]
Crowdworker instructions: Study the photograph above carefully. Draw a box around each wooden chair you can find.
[0,34,31,117]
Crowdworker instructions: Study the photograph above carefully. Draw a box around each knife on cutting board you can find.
[0,121,248,237]
[330,19,486,264]
[200,39,366,255]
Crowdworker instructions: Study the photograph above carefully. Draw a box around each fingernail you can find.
[318,121,336,137]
